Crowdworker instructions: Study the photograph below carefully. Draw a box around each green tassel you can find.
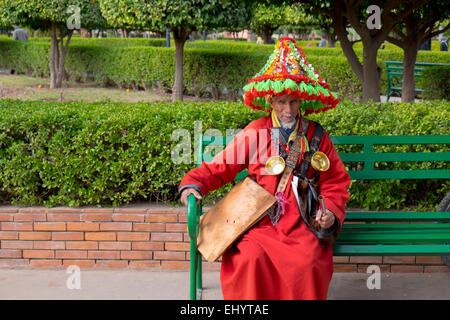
[314,100,321,109]
[318,86,330,96]
[305,84,313,95]
[262,80,271,91]
[299,82,308,92]
[254,97,265,107]
[282,78,298,91]
[271,80,284,93]
[243,83,254,92]
[255,81,265,91]
[302,135,309,152]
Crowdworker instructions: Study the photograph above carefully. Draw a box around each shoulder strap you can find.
[298,121,325,178]
[275,129,304,195]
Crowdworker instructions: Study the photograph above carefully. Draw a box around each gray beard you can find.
[280,119,296,129]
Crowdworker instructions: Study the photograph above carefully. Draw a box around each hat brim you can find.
[243,76,339,116]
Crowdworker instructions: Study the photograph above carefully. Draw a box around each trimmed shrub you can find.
[0,98,262,207]
[417,65,450,100]
[2,38,450,102]
[30,37,167,47]
[309,99,450,210]
[0,39,361,101]
[0,98,448,210]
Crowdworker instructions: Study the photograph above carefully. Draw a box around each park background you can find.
[0,0,449,273]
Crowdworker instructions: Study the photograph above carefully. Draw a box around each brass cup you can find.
[311,151,330,171]
[265,156,285,175]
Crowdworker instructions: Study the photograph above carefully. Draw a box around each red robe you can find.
[179,114,350,300]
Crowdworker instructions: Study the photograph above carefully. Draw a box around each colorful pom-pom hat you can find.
[243,37,339,116]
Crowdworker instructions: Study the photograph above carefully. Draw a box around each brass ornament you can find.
[310,151,330,172]
[265,156,286,175]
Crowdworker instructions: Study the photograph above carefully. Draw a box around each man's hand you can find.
[180,188,202,206]
[315,208,335,229]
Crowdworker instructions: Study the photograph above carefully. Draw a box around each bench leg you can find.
[190,239,198,300]
[196,250,203,299]
[387,78,390,101]
[438,192,450,267]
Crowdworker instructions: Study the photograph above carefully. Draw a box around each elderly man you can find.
[179,37,350,300]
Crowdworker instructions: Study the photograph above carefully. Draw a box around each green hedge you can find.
[0,39,361,101]
[309,99,450,210]
[29,37,168,47]
[2,38,449,102]
[418,65,450,100]
[0,98,448,210]
[187,40,450,96]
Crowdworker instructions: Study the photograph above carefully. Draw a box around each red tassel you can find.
[276,191,290,216]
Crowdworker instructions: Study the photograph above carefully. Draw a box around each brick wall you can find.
[0,206,448,272]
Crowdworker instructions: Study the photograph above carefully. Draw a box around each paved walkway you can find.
[380,95,420,103]
[1,269,449,300]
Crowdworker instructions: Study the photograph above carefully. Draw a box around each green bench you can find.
[386,61,449,101]
[187,134,450,300]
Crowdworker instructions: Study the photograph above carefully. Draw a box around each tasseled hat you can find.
[243,37,339,116]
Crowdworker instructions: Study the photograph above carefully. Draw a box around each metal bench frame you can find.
[386,61,449,101]
[188,134,450,299]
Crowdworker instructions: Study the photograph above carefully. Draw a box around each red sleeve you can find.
[179,123,255,195]
[317,132,351,228]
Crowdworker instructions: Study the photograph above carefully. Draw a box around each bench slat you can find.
[333,244,450,256]
[342,223,450,231]
[340,152,450,162]
[203,135,450,146]
[387,69,423,76]
[386,61,448,67]
[337,232,450,244]
[330,135,450,145]
[389,86,423,92]
[348,169,450,180]
[235,170,248,180]
[344,212,450,221]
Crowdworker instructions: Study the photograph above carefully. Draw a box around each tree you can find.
[285,3,337,47]
[296,0,430,102]
[99,0,251,102]
[386,2,450,102]
[0,0,107,89]
[251,1,290,44]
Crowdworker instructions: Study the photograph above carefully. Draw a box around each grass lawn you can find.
[0,73,210,103]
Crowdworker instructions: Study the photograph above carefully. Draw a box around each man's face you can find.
[271,95,301,123]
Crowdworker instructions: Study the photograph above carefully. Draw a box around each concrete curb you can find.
[1,269,449,300]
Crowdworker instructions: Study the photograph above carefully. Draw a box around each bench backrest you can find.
[386,60,449,76]
[197,135,450,180]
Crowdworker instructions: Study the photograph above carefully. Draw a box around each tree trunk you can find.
[49,23,73,89]
[172,28,188,102]
[332,17,364,84]
[324,30,336,48]
[262,25,273,44]
[362,43,381,102]
[56,28,73,88]
[49,23,58,89]
[401,42,419,103]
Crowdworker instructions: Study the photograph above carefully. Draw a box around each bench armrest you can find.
[187,194,200,240]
